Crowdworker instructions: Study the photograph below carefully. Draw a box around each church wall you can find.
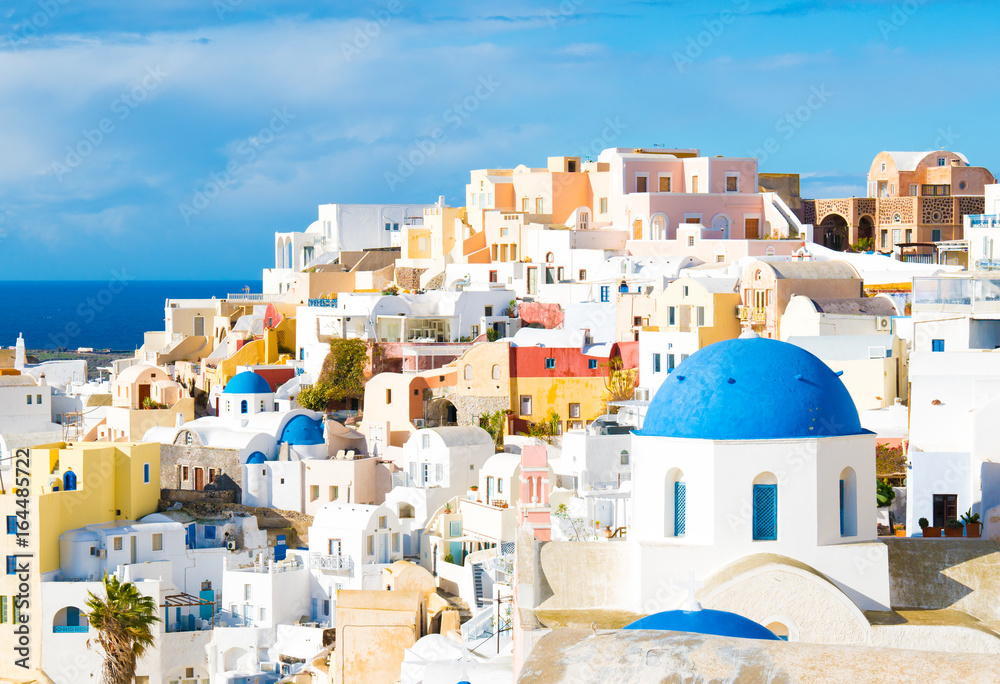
[535,541,637,612]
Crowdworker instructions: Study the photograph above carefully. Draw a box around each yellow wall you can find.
[660,279,742,348]
[511,376,609,428]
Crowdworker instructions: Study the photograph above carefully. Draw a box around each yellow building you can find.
[0,442,160,681]
[204,322,296,394]
[658,277,742,347]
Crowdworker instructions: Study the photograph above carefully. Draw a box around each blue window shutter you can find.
[752,484,777,540]
[205,525,216,540]
[600,286,609,303]
[63,470,77,491]
[674,482,686,536]
[6,556,16,575]
[839,479,845,536]
[932,339,945,352]
[6,516,15,535]
[142,464,149,484]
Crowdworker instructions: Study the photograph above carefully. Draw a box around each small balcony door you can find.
[745,218,760,240]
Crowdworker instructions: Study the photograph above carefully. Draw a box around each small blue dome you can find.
[640,337,864,440]
[246,451,267,464]
[223,371,272,395]
[625,609,780,640]
[279,414,325,445]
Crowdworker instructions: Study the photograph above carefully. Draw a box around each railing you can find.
[899,254,935,264]
[307,298,338,308]
[226,293,285,303]
[738,306,767,323]
[968,215,1000,229]
[53,625,88,633]
[309,553,353,573]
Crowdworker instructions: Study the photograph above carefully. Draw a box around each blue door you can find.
[752,484,778,541]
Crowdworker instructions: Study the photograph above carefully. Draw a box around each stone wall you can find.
[395,266,427,291]
[159,444,243,499]
[450,394,510,427]
[518,629,1000,683]
[885,538,1000,621]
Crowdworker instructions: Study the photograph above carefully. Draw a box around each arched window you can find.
[620,450,629,466]
[62,470,77,492]
[491,364,501,380]
[752,472,778,541]
[765,621,790,641]
[765,246,776,256]
[464,365,473,380]
[240,400,248,414]
[632,218,643,240]
[545,252,555,263]
[839,467,858,537]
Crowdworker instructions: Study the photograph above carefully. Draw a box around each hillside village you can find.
[5,147,1000,683]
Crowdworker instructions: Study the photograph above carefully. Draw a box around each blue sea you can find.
[0,280,256,350]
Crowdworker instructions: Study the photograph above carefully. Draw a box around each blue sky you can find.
[1,0,998,280]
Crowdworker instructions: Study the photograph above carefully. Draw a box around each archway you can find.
[818,214,849,251]
[425,398,458,427]
[651,214,668,241]
[858,216,875,246]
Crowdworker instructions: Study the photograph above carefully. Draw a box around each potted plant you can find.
[944,519,965,538]
[919,517,941,538]
[961,509,983,538]
[893,524,906,537]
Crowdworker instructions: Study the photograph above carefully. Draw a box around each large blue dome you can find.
[640,337,864,440]
[625,608,780,640]
[223,371,272,395]
[279,414,325,445]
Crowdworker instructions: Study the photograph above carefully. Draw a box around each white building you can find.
[307,503,405,625]
[266,201,439,295]
[0,374,62,466]
[628,336,890,643]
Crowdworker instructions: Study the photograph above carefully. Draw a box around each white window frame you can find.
[725,171,740,193]
[635,172,649,193]
[656,172,673,193]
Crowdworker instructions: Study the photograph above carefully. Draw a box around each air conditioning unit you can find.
[226,540,237,551]
[413,419,426,428]
[876,316,891,331]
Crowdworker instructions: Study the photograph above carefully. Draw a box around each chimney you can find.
[14,333,25,371]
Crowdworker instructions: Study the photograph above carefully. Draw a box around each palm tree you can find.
[85,573,160,684]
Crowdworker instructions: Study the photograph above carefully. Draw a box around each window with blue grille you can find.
[6,516,16,535]
[752,484,777,540]
[600,286,610,303]
[839,479,845,536]
[588,359,598,370]
[241,400,248,414]
[6,556,17,575]
[63,470,77,491]
[931,339,945,352]
[142,463,150,485]
[674,481,686,536]
[545,358,555,370]
[653,353,661,373]
[204,525,216,540]
[449,521,462,537]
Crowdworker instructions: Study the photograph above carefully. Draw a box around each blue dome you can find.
[279,414,325,445]
[246,451,267,464]
[625,608,780,640]
[641,337,864,440]
[223,371,272,395]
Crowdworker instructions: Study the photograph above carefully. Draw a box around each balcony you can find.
[309,552,354,573]
[307,298,338,308]
[738,306,767,323]
[225,555,304,574]
[227,292,286,303]
[968,215,1000,229]
[52,625,88,634]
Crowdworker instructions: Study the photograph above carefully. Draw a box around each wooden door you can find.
[137,384,150,407]
[194,467,204,491]
[745,218,760,240]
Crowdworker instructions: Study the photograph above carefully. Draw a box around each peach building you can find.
[739,259,863,339]
[805,150,994,253]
